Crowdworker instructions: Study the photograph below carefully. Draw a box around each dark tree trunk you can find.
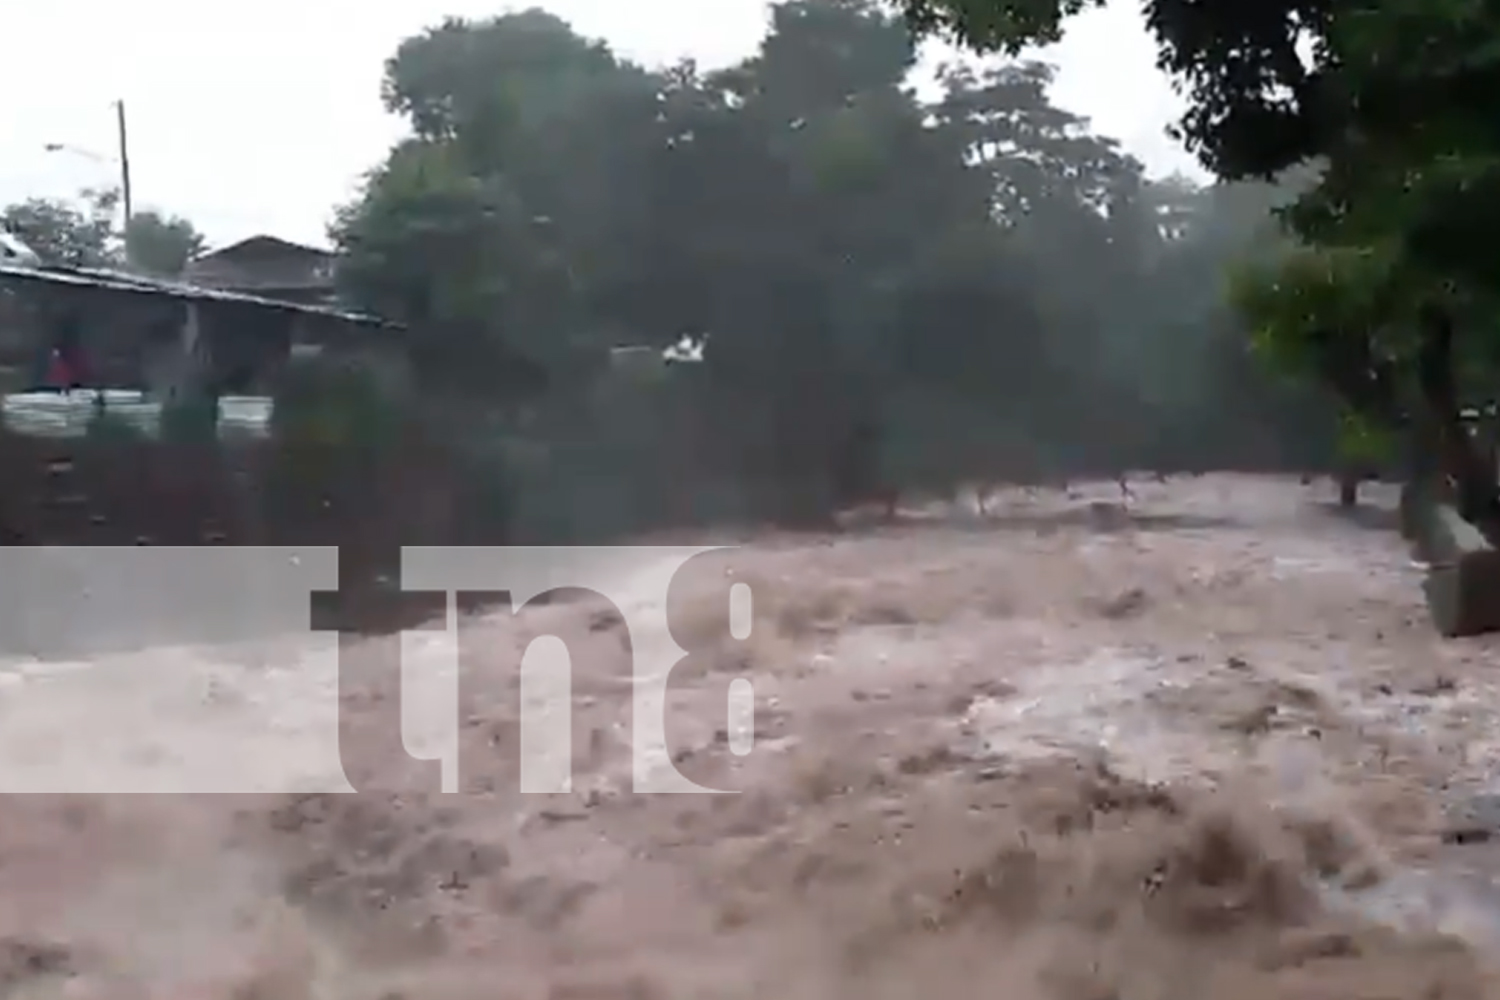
[1417,303,1500,537]
[1338,474,1358,508]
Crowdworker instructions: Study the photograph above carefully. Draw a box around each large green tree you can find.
[0,189,120,268]
[331,0,1336,534]
[123,210,205,277]
[901,0,1500,524]
[0,192,204,280]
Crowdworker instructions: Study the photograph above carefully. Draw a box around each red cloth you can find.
[46,352,72,388]
[47,346,89,388]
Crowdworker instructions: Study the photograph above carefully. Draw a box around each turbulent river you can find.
[1,474,1498,999]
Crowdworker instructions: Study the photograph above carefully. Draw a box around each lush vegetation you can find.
[1,189,203,277]
[903,0,1500,529]
[4,0,1358,541]
[325,0,1342,535]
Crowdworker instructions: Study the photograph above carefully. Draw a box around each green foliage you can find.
[1,189,120,267]
[317,0,1347,532]
[1231,245,1408,422]
[0,0,1361,549]
[123,211,204,277]
[269,355,407,453]
[159,391,221,445]
[1336,408,1396,467]
[1,190,204,279]
[905,0,1500,516]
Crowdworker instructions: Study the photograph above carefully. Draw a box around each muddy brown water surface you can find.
[3,474,1500,998]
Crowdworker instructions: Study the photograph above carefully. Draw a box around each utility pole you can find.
[115,99,132,229]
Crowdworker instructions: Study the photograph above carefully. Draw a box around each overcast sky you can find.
[0,0,1196,250]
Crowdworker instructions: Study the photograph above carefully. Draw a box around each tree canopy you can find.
[0,190,203,277]
[1,189,120,269]
[328,0,1337,533]
[902,0,1500,525]
[0,0,1356,540]
[123,211,205,277]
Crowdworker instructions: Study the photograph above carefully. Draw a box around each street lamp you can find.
[43,143,106,163]
[41,100,132,228]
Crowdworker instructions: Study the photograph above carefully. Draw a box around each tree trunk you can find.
[1338,473,1358,508]
[1417,302,1500,538]
[1402,408,1442,546]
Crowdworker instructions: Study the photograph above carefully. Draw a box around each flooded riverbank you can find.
[1,474,1498,998]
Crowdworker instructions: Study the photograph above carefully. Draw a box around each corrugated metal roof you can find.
[0,261,399,329]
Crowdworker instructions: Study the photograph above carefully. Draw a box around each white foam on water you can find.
[0,635,352,792]
[961,646,1220,784]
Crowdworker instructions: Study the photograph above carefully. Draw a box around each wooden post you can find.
[115,100,132,230]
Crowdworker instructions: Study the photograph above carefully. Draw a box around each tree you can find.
[0,192,205,279]
[901,0,1500,528]
[329,0,1341,536]
[333,10,661,408]
[0,188,120,267]
[123,211,204,277]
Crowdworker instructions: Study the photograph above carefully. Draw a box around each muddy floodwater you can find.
[4,474,1500,998]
